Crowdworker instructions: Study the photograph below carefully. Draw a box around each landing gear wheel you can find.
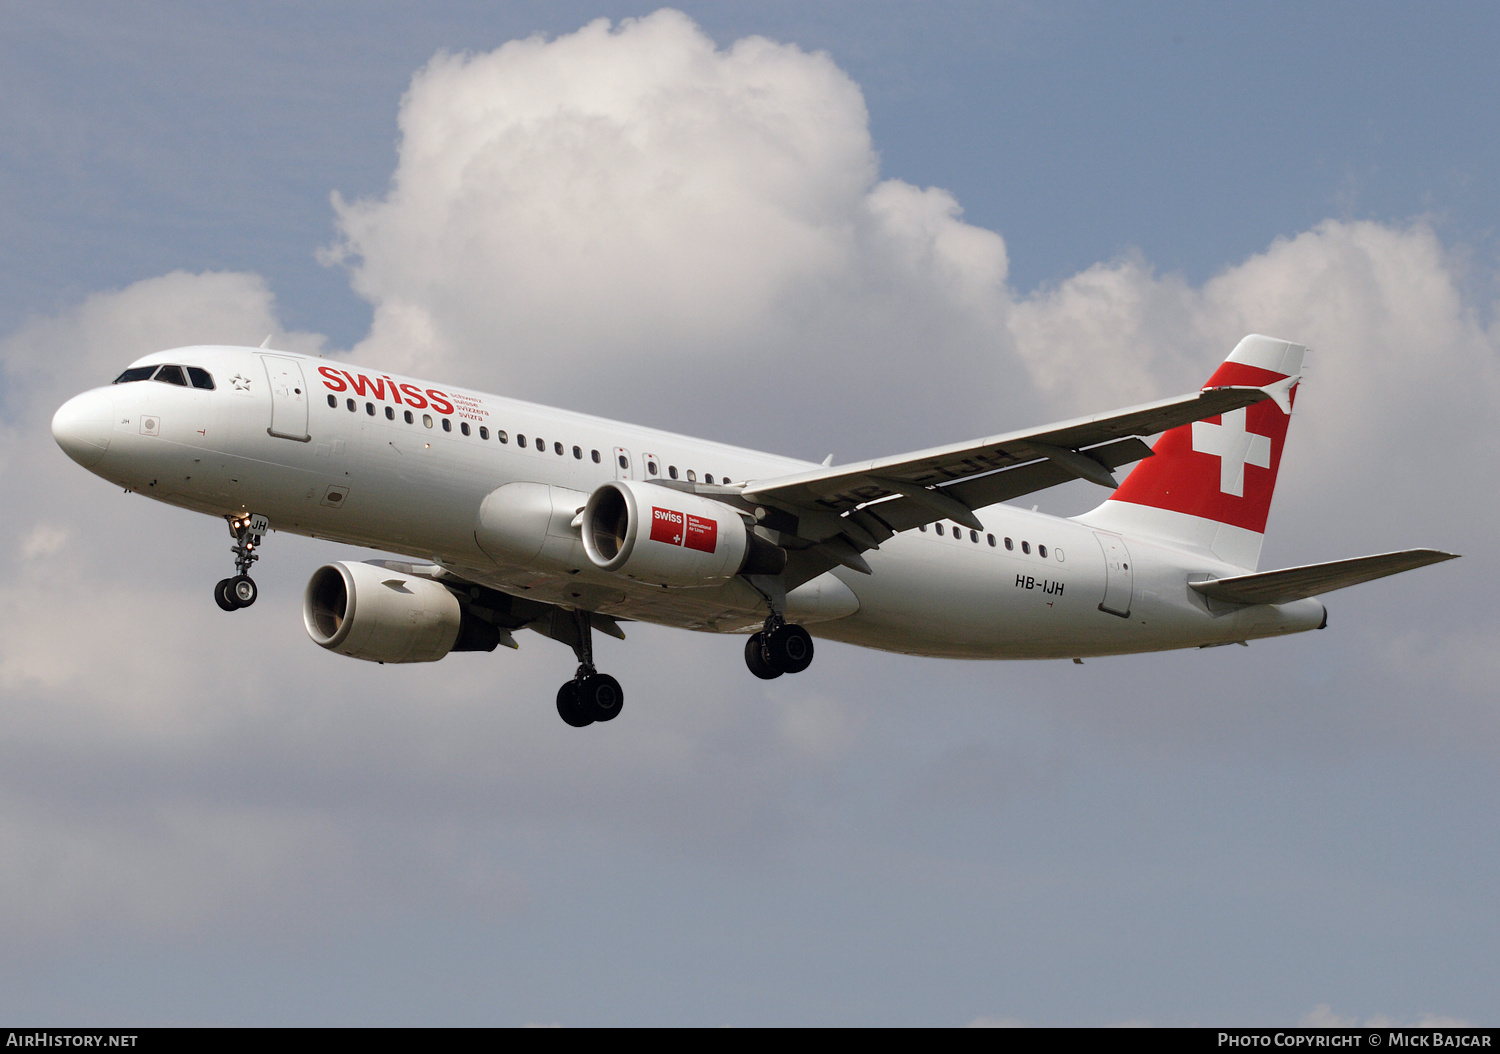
[764,623,814,674]
[229,575,258,608]
[556,681,594,727]
[218,514,267,611]
[745,633,783,680]
[577,673,624,722]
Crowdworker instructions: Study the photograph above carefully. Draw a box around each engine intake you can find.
[303,561,499,663]
[582,480,785,586]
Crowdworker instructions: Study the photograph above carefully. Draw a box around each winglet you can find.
[1261,373,1299,416]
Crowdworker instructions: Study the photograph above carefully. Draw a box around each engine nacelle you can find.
[581,480,785,586]
[303,561,498,663]
[474,482,592,571]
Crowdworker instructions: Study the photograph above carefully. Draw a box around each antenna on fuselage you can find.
[259,335,272,348]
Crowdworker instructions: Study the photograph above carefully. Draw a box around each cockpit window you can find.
[113,363,214,387]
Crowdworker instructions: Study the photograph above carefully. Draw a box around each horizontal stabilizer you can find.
[1189,549,1459,606]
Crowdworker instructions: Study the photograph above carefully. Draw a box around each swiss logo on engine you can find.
[650,507,684,545]
[684,514,718,553]
[649,507,718,553]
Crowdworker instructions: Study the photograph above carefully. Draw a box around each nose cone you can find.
[52,390,113,469]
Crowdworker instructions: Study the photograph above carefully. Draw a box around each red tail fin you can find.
[1078,335,1305,569]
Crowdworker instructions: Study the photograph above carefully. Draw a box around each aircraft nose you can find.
[52,390,113,469]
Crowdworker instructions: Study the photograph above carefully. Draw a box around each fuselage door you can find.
[613,447,633,480]
[261,355,310,442]
[1093,531,1134,618]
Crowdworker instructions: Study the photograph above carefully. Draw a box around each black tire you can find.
[556,681,593,727]
[765,624,814,674]
[745,633,782,680]
[214,578,239,611]
[230,575,258,608]
[578,673,624,722]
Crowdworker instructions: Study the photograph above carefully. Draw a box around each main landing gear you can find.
[554,608,624,728]
[215,513,268,611]
[744,615,814,680]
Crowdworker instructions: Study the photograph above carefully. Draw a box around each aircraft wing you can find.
[710,383,1281,577]
[365,559,630,647]
[1188,549,1459,606]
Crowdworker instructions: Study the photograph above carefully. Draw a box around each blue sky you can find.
[1,2,1495,1026]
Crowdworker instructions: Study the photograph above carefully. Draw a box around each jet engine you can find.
[580,480,786,587]
[303,561,499,663]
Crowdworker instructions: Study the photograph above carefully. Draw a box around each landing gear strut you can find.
[554,608,624,727]
[744,614,814,680]
[215,513,267,611]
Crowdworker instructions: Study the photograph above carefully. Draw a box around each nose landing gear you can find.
[215,513,268,611]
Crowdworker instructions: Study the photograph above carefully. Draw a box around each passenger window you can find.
[186,367,215,390]
[385,406,394,420]
[919,525,927,532]
[573,445,582,459]
[423,414,433,428]
[535,436,543,451]
[704,474,714,485]
[1038,544,1048,558]
[592,450,601,464]
[987,534,996,547]
[460,422,470,436]
[1005,537,1013,550]
[648,461,658,476]
[518,435,527,448]
[347,399,356,412]
[617,454,627,469]
[442,419,451,432]
[970,530,979,543]
[480,426,489,440]
[1021,541,1031,554]
[722,477,730,484]
[686,469,697,482]
[498,431,508,444]
[404,410,413,424]
[366,402,375,415]
[113,366,157,384]
[554,441,563,456]
[935,523,944,536]
[154,365,187,386]
[327,395,337,408]
[668,466,679,480]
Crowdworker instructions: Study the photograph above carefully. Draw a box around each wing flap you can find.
[1189,549,1459,606]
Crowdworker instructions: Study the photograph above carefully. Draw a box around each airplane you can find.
[51,334,1456,727]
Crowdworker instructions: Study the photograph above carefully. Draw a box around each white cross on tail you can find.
[1191,408,1271,496]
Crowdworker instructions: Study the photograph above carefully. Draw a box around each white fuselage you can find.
[56,346,1325,659]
